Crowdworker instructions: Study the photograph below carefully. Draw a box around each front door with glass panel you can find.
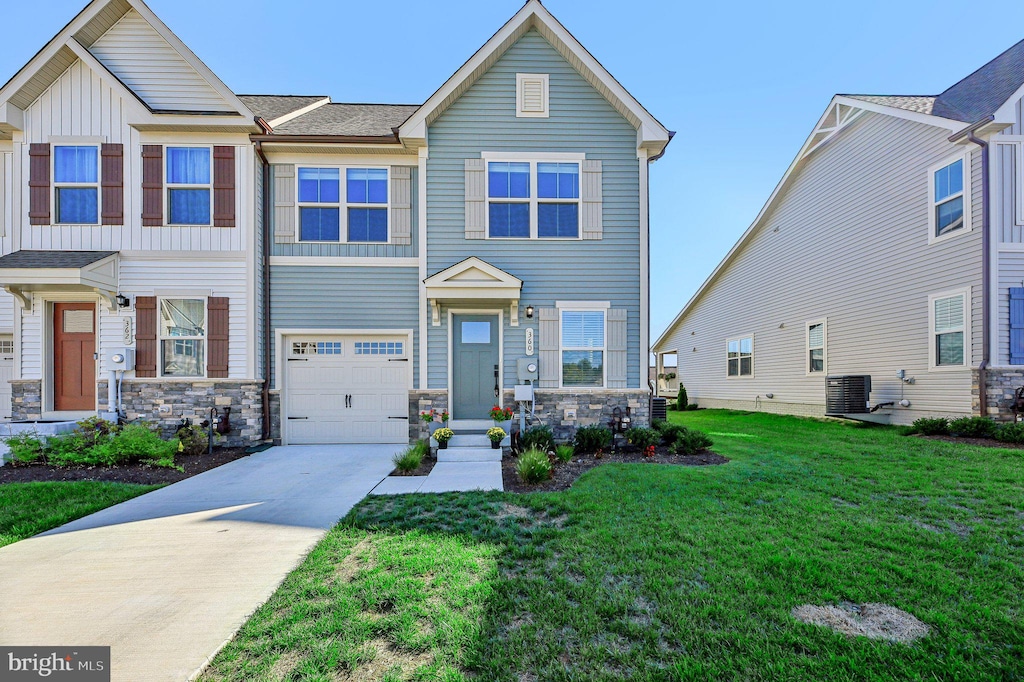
[452,315,499,419]
[53,303,96,411]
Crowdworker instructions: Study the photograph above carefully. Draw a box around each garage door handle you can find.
[287,358,309,362]
[288,416,308,420]
[388,416,409,420]
[388,358,408,362]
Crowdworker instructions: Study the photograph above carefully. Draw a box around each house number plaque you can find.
[123,316,133,345]
[525,328,535,356]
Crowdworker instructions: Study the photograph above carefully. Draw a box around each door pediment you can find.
[424,257,523,326]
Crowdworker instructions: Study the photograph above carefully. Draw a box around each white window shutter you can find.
[582,159,603,240]
[538,308,559,388]
[606,308,628,388]
[390,166,412,245]
[465,158,486,240]
[272,164,296,244]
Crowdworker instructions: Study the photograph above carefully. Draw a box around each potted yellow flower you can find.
[433,427,455,449]
[486,426,506,449]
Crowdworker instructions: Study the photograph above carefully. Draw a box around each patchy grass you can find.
[201,410,1024,681]
[0,481,160,547]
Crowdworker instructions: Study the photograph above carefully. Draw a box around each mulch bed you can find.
[0,447,252,485]
[390,453,437,477]
[502,445,729,493]
[915,434,1024,450]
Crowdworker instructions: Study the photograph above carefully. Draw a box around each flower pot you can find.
[437,441,448,450]
[428,422,441,436]
[490,441,500,449]
[493,419,508,429]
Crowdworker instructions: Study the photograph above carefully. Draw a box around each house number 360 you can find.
[525,328,534,356]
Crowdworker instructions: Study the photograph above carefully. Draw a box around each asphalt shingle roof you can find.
[237,95,328,123]
[273,103,420,137]
[842,95,938,116]
[0,250,117,269]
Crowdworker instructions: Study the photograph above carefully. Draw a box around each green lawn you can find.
[0,481,161,548]
[201,411,1024,681]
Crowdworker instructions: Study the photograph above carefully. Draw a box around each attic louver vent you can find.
[517,73,549,118]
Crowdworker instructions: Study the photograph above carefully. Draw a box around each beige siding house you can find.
[654,39,1024,424]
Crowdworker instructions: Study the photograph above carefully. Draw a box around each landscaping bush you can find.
[672,428,713,456]
[44,432,92,467]
[4,432,45,464]
[175,424,209,456]
[555,444,574,463]
[685,403,700,411]
[574,424,613,453]
[88,424,178,467]
[995,421,1024,444]
[653,421,687,446]
[515,447,552,484]
[675,384,688,411]
[625,426,660,450]
[909,417,950,436]
[520,425,554,453]
[393,440,427,473]
[948,416,998,439]
[73,416,118,448]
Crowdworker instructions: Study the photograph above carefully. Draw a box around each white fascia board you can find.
[0,102,24,132]
[266,97,332,129]
[832,96,963,131]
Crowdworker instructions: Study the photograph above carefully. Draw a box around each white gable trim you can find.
[398,0,669,154]
[833,96,963,132]
[994,82,1024,125]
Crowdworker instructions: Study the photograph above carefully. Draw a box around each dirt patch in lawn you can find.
[0,447,251,485]
[389,453,436,477]
[792,603,930,643]
[502,445,728,493]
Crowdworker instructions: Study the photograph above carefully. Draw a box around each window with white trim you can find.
[487,160,579,239]
[930,157,966,239]
[297,167,388,242]
[54,145,99,225]
[560,310,604,387]
[516,73,549,118]
[931,292,967,367]
[159,298,205,377]
[166,147,211,225]
[807,321,826,374]
[727,336,753,377]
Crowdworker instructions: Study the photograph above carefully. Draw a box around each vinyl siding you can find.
[426,29,641,389]
[88,9,231,112]
[269,166,418,257]
[994,91,1024,366]
[659,111,983,423]
[268,266,420,389]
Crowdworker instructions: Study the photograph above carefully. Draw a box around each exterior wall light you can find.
[525,305,534,319]
[116,294,130,308]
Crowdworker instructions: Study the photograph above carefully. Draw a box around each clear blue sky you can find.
[3,0,1024,339]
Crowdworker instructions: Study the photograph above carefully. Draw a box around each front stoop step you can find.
[436,447,502,462]
[448,419,494,432]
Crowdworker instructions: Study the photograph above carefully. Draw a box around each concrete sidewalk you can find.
[0,444,400,681]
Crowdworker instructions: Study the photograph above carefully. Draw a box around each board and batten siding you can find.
[661,111,983,423]
[15,56,252,252]
[425,29,642,389]
[0,151,14,332]
[88,9,230,112]
[992,90,1024,367]
[268,266,420,389]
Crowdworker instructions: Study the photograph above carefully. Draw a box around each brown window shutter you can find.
[135,296,157,378]
[101,143,124,225]
[207,297,229,378]
[28,143,51,225]
[213,146,235,227]
[141,145,163,226]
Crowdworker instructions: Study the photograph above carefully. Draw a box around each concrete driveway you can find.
[0,444,400,681]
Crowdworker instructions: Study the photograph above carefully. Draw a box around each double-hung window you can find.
[930,156,967,240]
[160,298,206,377]
[807,321,826,374]
[487,157,581,239]
[167,147,211,225]
[54,146,98,224]
[561,310,605,387]
[727,336,753,377]
[931,290,967,368]
[297,167,388,242]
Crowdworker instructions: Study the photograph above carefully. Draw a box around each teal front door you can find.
[452,314,499,419]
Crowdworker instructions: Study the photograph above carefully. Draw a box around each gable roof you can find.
[398,0,670,156]
[273,103,419,138]
[843,95,939,116]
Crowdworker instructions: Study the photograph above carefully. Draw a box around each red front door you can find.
[53,302,96,411]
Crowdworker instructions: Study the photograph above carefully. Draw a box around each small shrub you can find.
[574,424,613,453]
[685,403,700,411]
[74,416,118,448]
[175,424,210,456]
[95,423,177,466]
[521,425,554,453]
[675,384,688,411]
[516,447,552,484]
[995,421,1024,444]
[555,444,574,463]
[4,432,45,463]
[909,417,950,436]
[654,422,687,446]
[625,426,660,450]
[392,441,426,473]
[673,428,714,456]
[948,416,998,439]
[44,432,92,466]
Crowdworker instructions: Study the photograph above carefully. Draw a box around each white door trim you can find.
[447,308,504,417]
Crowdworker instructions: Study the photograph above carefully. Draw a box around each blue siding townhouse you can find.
[0,0,671,445]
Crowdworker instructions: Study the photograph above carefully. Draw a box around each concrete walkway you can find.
[0,444,400,682]
[370,460,504,495]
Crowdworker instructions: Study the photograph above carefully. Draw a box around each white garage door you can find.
[285,335,409,444]
[0,336,13,420]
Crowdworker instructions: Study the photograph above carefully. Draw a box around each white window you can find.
[292,341,342,356]
[560,310,605,387]
[807,320,826,374]
[297,166,388,243]
[929,155,969,242]
[53,146,99,225]
[516,73,549,118]
[159,298,206,377]
[485,154,582,239]
[930,290,968,369]
[727,336,753,377]
[354,341,403,356]
[166,147,211,225]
